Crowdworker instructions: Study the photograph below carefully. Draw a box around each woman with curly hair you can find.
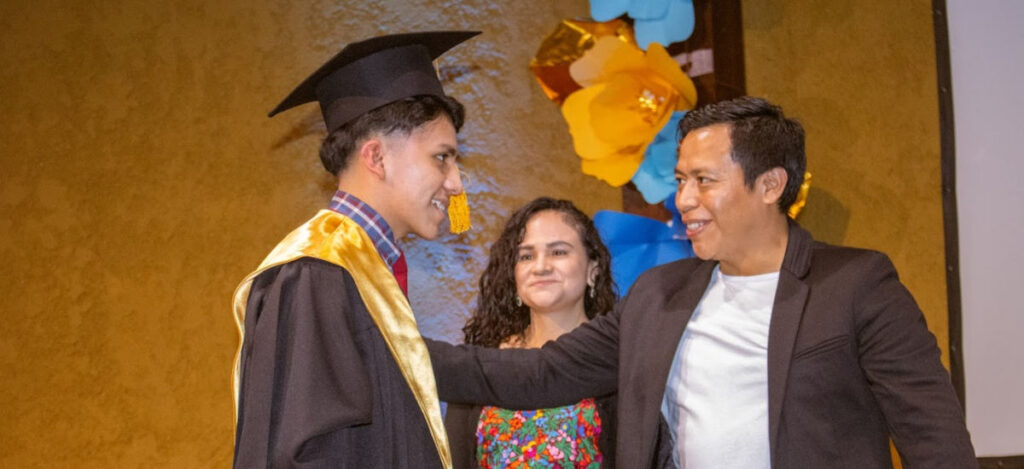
[445,197,618,468]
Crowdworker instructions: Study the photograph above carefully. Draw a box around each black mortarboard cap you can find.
[268,30,480,133]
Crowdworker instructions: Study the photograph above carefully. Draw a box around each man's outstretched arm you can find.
[427,304,622,409]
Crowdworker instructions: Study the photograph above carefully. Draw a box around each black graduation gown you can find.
[233,257,441,469]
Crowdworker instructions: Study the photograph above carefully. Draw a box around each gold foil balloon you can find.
[529,19,636,105]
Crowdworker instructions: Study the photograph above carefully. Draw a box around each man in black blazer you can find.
[428,97,976,468]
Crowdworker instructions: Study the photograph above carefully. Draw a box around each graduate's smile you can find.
[384,116,463,240]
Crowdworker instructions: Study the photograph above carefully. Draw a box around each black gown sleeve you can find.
[233,259,373,469]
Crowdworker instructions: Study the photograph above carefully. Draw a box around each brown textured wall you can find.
[1,0,950,466]
[0,0,615,466]
[742,0,950,366]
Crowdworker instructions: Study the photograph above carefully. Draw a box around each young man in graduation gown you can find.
[231,31,479,469]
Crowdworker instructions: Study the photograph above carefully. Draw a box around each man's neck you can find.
[335,182,375,211]
[720,215,790,276]
[327,189,403,267]
[336,180,404,238]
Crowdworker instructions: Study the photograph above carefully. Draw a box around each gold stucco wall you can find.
[0,0,616,466]
[742,1,950,367]
[1,0,949,467]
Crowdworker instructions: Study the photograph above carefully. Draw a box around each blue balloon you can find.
[589,0,695,50]
[634,0,695,50]
[594,206,694,296]
[632,110,686,204]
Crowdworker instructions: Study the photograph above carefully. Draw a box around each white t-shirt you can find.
[660,265,779,468]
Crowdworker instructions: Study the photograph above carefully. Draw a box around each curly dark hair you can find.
[318,94,465,175]
[678,96,806,214]
[462,197,617,348]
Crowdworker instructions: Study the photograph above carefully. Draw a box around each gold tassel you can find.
[448,192,471,234]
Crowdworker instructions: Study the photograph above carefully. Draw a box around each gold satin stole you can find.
[231,210,451,469]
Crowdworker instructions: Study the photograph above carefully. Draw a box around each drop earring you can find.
[515,295,522,307]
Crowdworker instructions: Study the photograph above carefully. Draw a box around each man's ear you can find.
[758,167,788,205]
[357,137,387,180]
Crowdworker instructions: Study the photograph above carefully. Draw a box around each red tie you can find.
[393,251,408,297]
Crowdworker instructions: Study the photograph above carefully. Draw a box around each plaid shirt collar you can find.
[327,190,402,268]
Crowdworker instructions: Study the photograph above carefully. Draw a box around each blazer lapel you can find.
[637,260,717,462]
[647,260,718,381]
[767,222,814,462]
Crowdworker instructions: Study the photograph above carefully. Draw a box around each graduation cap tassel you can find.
[448,192,471,233]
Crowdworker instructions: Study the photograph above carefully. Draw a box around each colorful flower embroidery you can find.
[476,398,602,468]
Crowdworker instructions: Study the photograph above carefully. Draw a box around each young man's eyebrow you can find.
[431,143,461,159]
[434,144,458,156]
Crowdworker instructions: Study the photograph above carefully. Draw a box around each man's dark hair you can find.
[678,96,806,213]
[318,94,465,175]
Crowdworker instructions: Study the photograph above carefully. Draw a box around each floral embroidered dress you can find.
[475,397,603,468]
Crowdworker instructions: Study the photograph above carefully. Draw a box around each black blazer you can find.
[429,222,976,468]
